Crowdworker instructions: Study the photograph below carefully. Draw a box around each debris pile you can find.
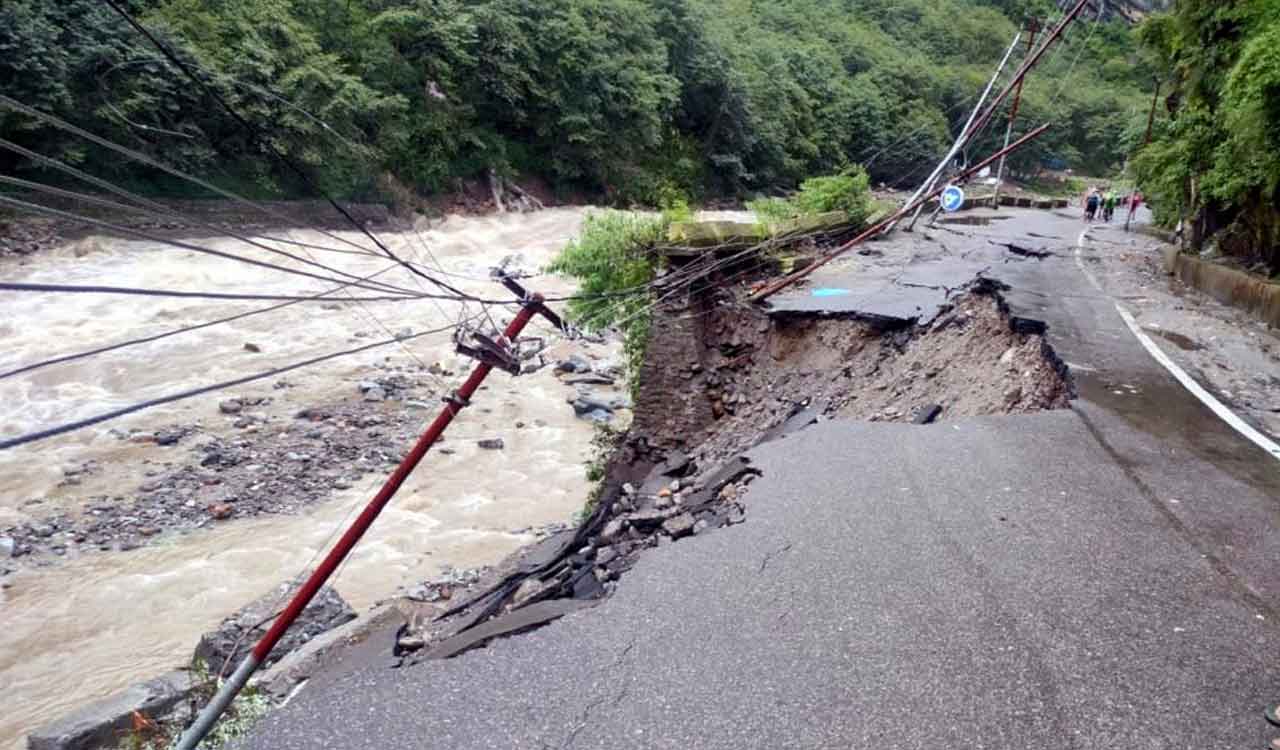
[386,277,1073,665]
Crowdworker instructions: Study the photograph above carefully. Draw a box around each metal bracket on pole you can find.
[174,277,564,750]
[492,268,566,333]
[456,330,521,375]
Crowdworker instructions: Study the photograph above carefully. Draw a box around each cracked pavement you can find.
[241,208,1280,749]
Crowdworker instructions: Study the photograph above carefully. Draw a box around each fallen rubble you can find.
[385,270,1072,666]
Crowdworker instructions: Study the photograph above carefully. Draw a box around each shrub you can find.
[747,167,873,226]
[547,210,667,389]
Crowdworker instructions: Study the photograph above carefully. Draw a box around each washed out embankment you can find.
[388,264,1072,666]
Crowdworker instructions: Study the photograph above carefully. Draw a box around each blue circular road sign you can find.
[941,185,965,213]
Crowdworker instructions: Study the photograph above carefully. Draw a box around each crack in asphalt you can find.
[554,636,639,750]
[759,542,793,573]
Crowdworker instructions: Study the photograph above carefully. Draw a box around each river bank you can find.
[0,206,623,749]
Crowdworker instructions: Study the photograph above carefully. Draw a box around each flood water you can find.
[0,207,607,748]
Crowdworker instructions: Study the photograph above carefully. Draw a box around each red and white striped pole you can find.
[176,295,548,750]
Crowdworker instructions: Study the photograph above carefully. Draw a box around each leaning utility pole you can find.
[993,18,1041,208]
[175,275,565,750]
[901,0,1092,231]
[899,30,1022,233]
[751,124,1052,303]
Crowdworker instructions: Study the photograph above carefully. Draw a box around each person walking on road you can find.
[1103,188,1117,222]
[1084,187,1100,222]
[1127,190,1144,226]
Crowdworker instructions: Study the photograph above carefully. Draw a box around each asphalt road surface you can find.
[242,208,1280,749]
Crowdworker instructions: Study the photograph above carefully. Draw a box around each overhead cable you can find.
[0,316,480,452]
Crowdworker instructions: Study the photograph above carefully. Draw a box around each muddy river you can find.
[0,207,611,748]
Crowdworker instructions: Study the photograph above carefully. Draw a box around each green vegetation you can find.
[547,210,669,385]
[748,168,873,225]
[118,660,271,750]
[1,0,1153,205]
[1131,0,1280,274]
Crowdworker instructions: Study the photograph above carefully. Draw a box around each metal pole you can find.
[751,123,1052,303]
[1126,78,1161,232]
[897,31,1021,233]
[175,298,545,750]
[993,21,1040,208]
[963,0,1091,144]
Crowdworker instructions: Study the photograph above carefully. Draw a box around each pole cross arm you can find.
[493,270,566,332]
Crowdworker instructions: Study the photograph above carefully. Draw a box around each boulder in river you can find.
[569,390,632,420]
[554,354,592,374]
[194,580,356,673]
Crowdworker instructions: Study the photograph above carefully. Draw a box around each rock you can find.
[512,577,549,607]
[195,581,356,673]
[153,427,190,446]
[554,355,592,374]
[999,346,1017,365]
[27,671,194,750]
[570,392,632,417]
[628,507,678,528]
[363,387,387,403]
[622,483,636,496]
[406,582,451,603]
[693,519,711,536]
[33,524,55,538]
[661,513,696,539]
[207,503,234,520]
[719,483,739,501]
[0,536,14,558]
[599,518,626,544]
[595,546,618,566]
[477,438,505,450]
[1003,385,1023,406]
[233,417,254,429]
[563,373,615,386]
[138,526,160,537]
[218,399,243,415]
[243,342,262,353]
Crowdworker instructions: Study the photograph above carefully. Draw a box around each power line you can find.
[0,179,429,297]
[0,138,378,259]
[0,264,404,381]
[0,314,481,452]
[0,281,434,303]
[100,0,479,303]
[0,94,388,259]
[0,195,432,297]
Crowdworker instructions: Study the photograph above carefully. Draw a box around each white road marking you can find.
[1076,227,1280,462]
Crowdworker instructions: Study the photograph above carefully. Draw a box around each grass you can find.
[118,660,273,750]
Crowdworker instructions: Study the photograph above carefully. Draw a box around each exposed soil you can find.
[386,277,1073,665]
[630,284,1071,470]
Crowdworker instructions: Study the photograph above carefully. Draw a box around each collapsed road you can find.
[239,206,1280,750]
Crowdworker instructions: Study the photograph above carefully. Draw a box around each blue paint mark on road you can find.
[812,288,852,297]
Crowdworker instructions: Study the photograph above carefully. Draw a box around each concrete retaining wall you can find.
[1164,250,1280,329]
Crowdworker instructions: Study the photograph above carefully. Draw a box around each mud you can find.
[629,283,1071,469]
[1084,223,1280,441]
